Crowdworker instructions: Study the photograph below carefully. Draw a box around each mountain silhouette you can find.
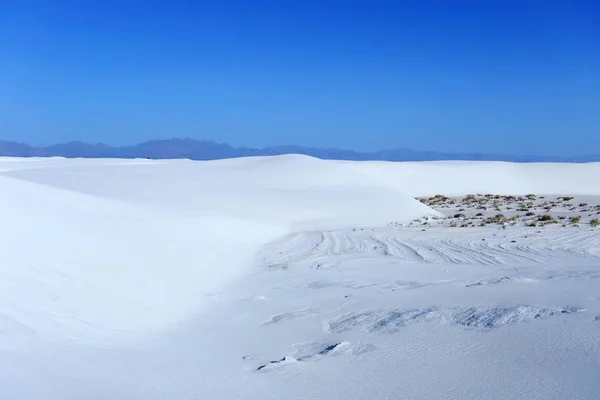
[0,138,598,162]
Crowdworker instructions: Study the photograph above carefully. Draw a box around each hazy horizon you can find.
[2,136,600,161]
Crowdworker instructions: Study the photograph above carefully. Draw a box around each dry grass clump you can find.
[485,214,507,224]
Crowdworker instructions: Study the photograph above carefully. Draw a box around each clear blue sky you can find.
[1,0,599,155]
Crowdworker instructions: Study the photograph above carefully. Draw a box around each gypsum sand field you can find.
[2,156,600,400]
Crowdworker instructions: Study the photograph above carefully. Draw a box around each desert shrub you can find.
[591,219,599,227]
[525,212,535,216]
[476,212,484,217]
[570,216,582,224]
[486,214,507,224]
[539,214,553,221]
[453,213,465,218]
[561,196,574,201]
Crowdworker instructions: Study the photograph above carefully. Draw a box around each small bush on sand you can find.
[486,214,507,224]
[591,219,599,227]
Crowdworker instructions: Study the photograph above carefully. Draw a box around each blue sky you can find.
[1,0,599,155]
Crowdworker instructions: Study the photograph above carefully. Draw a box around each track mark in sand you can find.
[256,357,297,371]
[292,341,350,360]
[466,276,522,287]
[328,305,584,333]
[540,270,600,281]
[465,270,600,288]
[394,279,457,290]
[258,227,600,268]
[300,280,377,290]
[255,341,354,372]
[451,306,583,328]
[298,279,455,292]
[263,308,316,325]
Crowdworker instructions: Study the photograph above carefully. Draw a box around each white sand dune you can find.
[344,160,600,196]
[1,155,599,399]
[0,155,435,343]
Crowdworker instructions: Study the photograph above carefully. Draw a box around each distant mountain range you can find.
[0,138,598,163]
